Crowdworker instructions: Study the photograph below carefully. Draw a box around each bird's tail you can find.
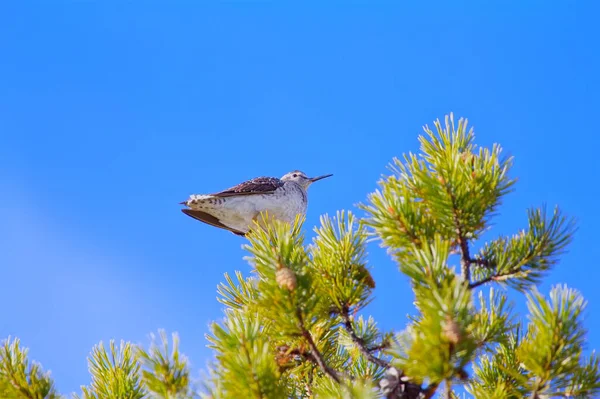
[180,208,246,236]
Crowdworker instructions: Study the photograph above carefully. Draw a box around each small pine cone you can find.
[363,273,376,289]
[442,316,462,345]
[357,265,376,289]
[276,267,297,291]
[275,345,291,367]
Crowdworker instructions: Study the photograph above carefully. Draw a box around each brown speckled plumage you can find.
[211,176,284,197]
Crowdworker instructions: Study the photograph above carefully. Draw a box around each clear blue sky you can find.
[1,1,599,395]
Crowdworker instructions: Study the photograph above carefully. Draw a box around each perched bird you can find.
[180,170,333,236]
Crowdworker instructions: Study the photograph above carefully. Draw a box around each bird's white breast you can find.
[253,183,307,224]
[190,182,308,233]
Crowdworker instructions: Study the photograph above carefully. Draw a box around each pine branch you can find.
[423,382,440,399]
[469,277,491,289]
[297,309,341,384]
[471,288,516,350]
[458,232,471,283]
[448,188,472,283]
[310,210,374,314]
[517,285,596,397]
[367,341,391,353]
[469,273,503,289]
[206,309,286,398]
[470,268,535,289]
[136,330,191,399]
[0,337,60,399]
[341,309,389,369]
[469,206,575,292]
[467,259,498,288]
[241,337,267,399]
[78,340,145,399]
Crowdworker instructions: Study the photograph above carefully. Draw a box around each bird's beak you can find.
[309,174,333,183]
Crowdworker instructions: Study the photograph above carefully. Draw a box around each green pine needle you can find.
[77,340,145,399]
[0,337,61,399]
[136,330,191,399]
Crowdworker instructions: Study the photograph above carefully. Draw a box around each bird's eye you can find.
[293,174,298,178]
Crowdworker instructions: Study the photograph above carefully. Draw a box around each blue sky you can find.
[1,1,599,395]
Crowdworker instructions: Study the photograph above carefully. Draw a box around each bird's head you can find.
[281,170,333,190]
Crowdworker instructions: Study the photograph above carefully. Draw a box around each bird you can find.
[180,170,333,236]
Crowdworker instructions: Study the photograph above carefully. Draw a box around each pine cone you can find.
[276,267,297,291]
[356,265,376,289]
[275,344,305,372]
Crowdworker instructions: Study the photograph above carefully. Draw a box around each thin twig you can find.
[340,311,434,399]
[367,341,391,353]
[456,226,471,283]
[468,257,497,288]
[297,309,341,383]
[341,309,390,369]
[469,269,526,289]
[446,186,472,283]
[422,382,440,399]
[469,275,495,289]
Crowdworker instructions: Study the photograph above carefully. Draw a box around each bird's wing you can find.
[210,176,284,197]
[181,209,246,236]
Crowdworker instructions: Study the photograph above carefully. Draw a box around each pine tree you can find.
[2,114,599,398]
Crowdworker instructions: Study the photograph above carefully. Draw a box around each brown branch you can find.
[456,225,471,283]
[423,382,440,399]
[469,234,556,289]
[367,341,391,353]
[297,309,341,383]
[339,310,436,399]
[469,275,495,289]
[446,185,472,283]
[339,309,434,399]
[469,269,527,289]
[341,309,390,369]
[467,257,499,288]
